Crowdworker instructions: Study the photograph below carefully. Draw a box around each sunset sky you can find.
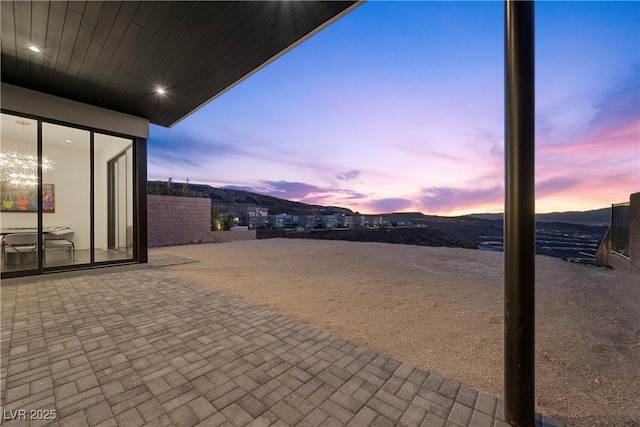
[148,1,640,216]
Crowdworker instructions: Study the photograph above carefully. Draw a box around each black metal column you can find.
[504,1,535,426]
[135,137,148,264]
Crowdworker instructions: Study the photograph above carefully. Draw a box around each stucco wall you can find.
[1,83,149,138]
[147,195,255,247]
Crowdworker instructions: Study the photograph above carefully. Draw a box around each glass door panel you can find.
[108,152,131,255]
[42,123,90,268]
[0,113,40,273]
[94,133,133,262]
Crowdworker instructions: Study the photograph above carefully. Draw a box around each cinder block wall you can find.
[147,195,256,247]
[208,230,256,243]
[630,192,640,275]
[147,195,212,247]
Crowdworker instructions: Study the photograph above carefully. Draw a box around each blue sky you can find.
[148,1,639,215]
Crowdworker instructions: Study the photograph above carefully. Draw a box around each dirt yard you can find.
[152,239,640,427]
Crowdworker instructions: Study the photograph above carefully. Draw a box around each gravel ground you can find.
[151,239,640,427]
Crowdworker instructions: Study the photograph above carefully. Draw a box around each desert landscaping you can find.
[151,239,640,427]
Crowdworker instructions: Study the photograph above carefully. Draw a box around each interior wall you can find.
[0,137,91,250]
[43,143,91,250]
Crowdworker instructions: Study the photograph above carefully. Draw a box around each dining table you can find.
[1,227,60,235]
[1,227,64,267]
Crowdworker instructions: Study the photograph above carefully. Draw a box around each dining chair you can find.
[44,230,75,261]
[3,233,38,268]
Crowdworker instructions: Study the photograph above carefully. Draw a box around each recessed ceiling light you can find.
[65,139,72,143]
[28,46,40,53]
[156,88,166,95]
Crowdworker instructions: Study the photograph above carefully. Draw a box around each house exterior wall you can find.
[268,214,294,229]
[362,215,382,226]
[240,206,268,228]
[320,215,338,229]
[148,195,255,247]
[295,215,320,230]
[1,83,149,138]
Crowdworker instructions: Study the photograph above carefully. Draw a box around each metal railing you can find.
[611,202,630,257]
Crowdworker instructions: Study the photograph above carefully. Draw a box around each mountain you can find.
[148,180,610,225]
[469,207,611,226]
[147,181,354,216]
[536,208,611,225]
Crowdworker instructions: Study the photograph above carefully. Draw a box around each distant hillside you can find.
[148,180,611,225]
[469,207,611,226]
[537,208,611,225]
[257,227,477,249]
[147,181,354,216]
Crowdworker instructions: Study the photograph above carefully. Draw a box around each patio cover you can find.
[1,1,359,127]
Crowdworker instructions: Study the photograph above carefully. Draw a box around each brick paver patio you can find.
[1,259,566,427]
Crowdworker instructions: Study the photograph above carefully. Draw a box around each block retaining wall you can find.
[147,195,255,248]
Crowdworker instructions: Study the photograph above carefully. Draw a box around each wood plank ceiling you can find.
[1,1,358,127]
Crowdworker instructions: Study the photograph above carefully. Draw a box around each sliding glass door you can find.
[94,133,133,262]
[108,151,133,256]
[42,122,90,268]
[1,111,140,277]
[0,114,39,274]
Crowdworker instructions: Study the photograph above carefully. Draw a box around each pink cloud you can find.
[538,119,639,155]
[367,198,414,213]
[416,186,504,214]
[535,176,581,198]
[533,70,639,209]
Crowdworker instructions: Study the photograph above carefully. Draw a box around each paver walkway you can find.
[1,261,566,427]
